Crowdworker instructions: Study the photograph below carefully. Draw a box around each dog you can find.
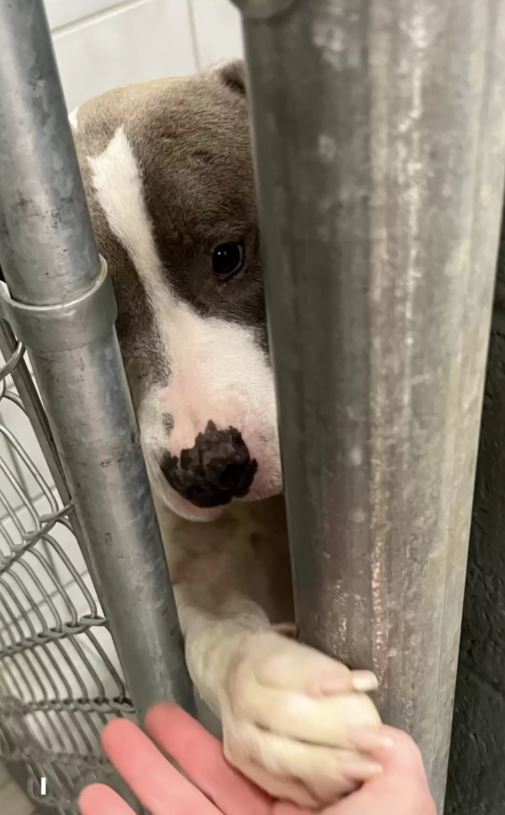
[70,60,382,808]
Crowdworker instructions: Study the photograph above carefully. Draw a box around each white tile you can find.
[52,0,197,111]
[0,393,55,510]
[189,0,243,69]
[45,0,127,31]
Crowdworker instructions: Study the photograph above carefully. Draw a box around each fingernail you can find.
[350,726,395,752]
[351,671,379,692]
[343,760,384,780]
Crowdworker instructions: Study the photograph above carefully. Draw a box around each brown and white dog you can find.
[70,60,382,808]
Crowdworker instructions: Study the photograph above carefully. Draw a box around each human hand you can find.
[327,725,436,815]
[78,703,435,815]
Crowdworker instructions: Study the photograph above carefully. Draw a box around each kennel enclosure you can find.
[1,0,505,813]
[0,318,137,813]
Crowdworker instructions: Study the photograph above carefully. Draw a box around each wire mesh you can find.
[0,320,137,814]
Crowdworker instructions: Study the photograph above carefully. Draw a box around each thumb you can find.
[322,727,435,815]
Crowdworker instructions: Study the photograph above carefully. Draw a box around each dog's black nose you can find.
[160,421,258,508]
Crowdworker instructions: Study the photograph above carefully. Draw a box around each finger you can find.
[347,724,396,754]
[145,702,271,815]
[224,722,380,804]
[351,725,427,778]
[320,728,435,815]
[276,729,433,815]
[101,718,222,815]
[79,783,136,815]
[378,726,427,775]
[321,771,435,815]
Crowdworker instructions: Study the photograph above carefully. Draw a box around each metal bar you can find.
[0,2,97,305]
[0,0,194,718]
[232,0,505,809]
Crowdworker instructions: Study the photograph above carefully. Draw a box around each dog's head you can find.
[72,61,281,521]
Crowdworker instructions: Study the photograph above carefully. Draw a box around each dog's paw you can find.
[220,631,383,808]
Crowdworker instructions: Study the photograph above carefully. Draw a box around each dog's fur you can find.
[70,61,381,808]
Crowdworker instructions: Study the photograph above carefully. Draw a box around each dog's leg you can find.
[164,505,383,809]
[175,585,382,808]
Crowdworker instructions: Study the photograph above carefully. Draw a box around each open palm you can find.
[79,703,435,815]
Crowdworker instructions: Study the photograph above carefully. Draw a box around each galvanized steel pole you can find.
[232,0,505,808]
[0,0,194,718]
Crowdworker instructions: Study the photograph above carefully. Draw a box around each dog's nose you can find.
[160,421,258,508]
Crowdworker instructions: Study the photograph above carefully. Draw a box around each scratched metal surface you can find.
[234,0,505,810]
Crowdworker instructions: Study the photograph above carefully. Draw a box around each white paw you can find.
[220,631,383,808]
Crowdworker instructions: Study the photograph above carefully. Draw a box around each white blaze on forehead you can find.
[88,125,167,299]
[89,125,280,504]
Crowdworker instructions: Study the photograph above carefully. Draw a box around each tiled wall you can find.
[46,0,243,110]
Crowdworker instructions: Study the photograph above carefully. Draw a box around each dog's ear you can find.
[211,59,247,98]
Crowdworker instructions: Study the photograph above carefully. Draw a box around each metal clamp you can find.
[0,256,117,353]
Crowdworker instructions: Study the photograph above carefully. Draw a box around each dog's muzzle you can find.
[160,420,258,508]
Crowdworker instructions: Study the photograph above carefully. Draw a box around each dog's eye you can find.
[212,241,244,280]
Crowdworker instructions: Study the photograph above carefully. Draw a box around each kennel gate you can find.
[0,320,139,815]
[0,2,194,813]
[0,0,505,813]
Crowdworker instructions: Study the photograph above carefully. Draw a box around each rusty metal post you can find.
[231,0,505,808]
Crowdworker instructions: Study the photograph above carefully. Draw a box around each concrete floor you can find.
[0,765,37,815]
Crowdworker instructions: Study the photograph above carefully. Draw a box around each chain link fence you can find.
[0,321,135,815]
